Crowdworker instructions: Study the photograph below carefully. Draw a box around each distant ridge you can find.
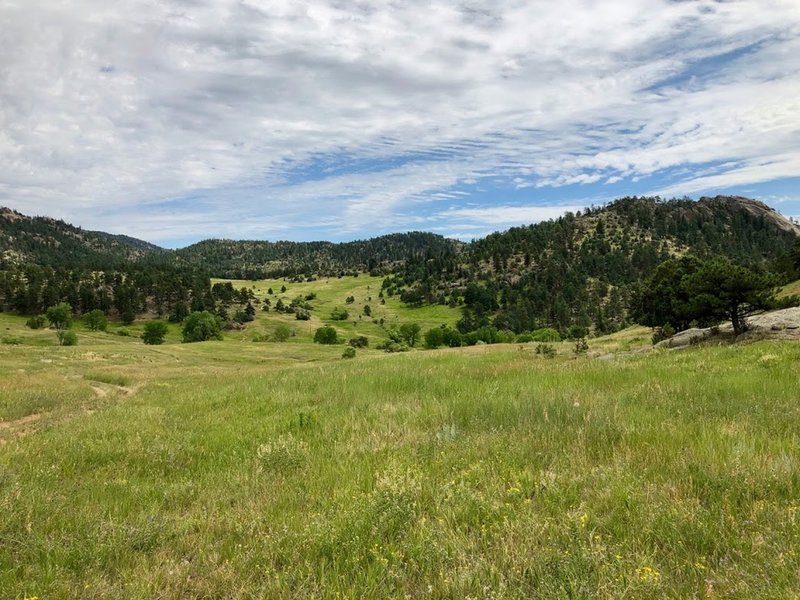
[2,195,797,281]
[175,232,463,279]
[0,207,164,268]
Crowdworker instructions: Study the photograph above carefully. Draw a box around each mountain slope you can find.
[390,195,800,334]
[0,207,164,268]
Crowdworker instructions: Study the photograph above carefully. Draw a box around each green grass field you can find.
[1,285,800,598]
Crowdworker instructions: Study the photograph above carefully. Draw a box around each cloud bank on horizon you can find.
[1,0,799,246]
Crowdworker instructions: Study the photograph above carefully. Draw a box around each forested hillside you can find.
[388,196,800,335]
[175,232,462,279]
[0,207,164,269]
[0,264,213,323]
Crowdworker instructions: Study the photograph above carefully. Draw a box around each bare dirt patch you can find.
[90,383,137,398]
[0,413,41,430]
[0,413,42,442]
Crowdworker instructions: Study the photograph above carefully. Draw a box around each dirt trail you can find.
[0,413,42,443]
[0,413,41,430]
[90,383,137,398]
[91,385,108,398]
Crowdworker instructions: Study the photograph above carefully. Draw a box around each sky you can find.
[1,0,799,248]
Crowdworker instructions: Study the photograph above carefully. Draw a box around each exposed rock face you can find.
[743,307,800,336]
[656,307,800,348]
[711,196,800,236]
[656,327,715,349]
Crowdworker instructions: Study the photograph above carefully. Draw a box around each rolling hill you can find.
[0,207,165,269]
[175,232,462,279]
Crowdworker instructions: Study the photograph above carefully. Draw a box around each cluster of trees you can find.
[23,300,225,346]
[631,256,793,336]
[268,293,315,320]
[5,195,799,353]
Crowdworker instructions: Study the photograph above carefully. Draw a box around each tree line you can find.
[0,264,213,323]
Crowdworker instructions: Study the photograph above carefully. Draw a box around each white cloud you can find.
[0,0,798,243]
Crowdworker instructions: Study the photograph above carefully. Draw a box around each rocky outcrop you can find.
[714,196,800,236]
[656,307,800,348]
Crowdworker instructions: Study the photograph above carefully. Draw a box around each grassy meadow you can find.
[1,279,800,598]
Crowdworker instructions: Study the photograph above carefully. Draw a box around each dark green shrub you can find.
[424,327,445,349]
[142,320,169,345]
[442,327,463,347]
[233,309,254,324]
[26,315,46,329]
[120,308,136,326]
[531,328,561,343]
[83,309,108,331]
[535,343,556,357]
[567,325,589,340]
[330,307,349,321]
[342,346,356,359]
[314,326,339,345]
[61,330,78,346]
[348,336,369,348]
[182,311,223,342]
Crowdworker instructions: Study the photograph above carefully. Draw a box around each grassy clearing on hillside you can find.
[0,275,460,353]
[219,275,460,345]
[2,304,800,598]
